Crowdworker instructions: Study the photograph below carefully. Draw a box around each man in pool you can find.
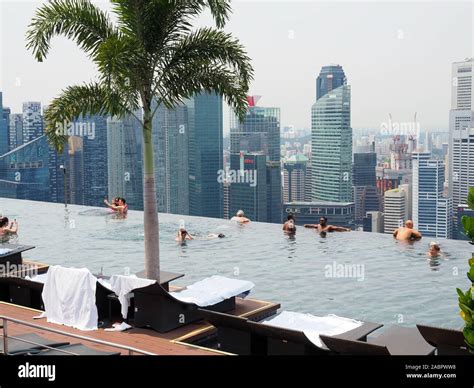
[304,217,351,232]
[231,210,250,223]
[392,220,422,241]
[104,197,128,214]
[283,214,296,233]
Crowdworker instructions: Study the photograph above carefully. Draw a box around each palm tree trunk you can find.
[142,107,160,281]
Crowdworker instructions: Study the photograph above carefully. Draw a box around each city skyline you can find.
[1,1,472,133]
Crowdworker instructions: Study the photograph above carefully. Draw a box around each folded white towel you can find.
[262,311,362,348]
[171,275,255,307]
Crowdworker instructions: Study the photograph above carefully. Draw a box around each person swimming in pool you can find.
[207,233,226,239]
[104,197,128,214]
[231,210,250,223]
[304,217,350,232]
[176,227,194,242]
[427,241,441,258]
[0,217,18,236]
[392,220,422,241]
[283,214,296,233]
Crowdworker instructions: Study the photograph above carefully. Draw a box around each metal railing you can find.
[0,315,156,356]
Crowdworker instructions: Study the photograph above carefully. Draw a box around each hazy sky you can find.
[0,0,472,134]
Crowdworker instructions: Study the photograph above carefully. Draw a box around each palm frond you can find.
[44,83,132,152]
[156,27,253,119]
[26,0,115,61]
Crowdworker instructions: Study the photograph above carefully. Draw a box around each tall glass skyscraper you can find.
[0,92,10,156]
[449,58,473,209]
[311,74,352,202]
[152,102,189,215]
[316,65,346,101]
[230,102,282,223]
[22,102,43,143]
[107,113,144,210]
[9,113,23,151]
[413,152,453,238]
[187,92,223,219]
[0,135,51,201]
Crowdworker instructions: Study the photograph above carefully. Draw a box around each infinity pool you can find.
[0,198,471,328]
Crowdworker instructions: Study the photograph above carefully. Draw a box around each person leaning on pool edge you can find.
[392,220,422,241]
[283,214,296,233]
[304,217,350,232]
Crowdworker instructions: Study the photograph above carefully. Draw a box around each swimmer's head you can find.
[406,220,414,229]
[429,241,440,251]
[319,217,328,226]
[287,214,295,223]
[236,210,245,217]
[218,233,225,238]
[0,217,8,228]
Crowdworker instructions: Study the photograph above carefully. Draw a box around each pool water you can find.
[0,198,471,328]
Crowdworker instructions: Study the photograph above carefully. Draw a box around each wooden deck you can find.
[0,296,280,355]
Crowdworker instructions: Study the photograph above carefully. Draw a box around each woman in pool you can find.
[427,241,441,258]
[176,227,194,242]
[104,197,128,214]
[0,217,18,236]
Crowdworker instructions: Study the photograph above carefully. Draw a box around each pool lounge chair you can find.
[0,271,114,323]
[0,333,70,356]
[416,324,469,355]
[320,325,436,355]
[0,275,45,310]
[133,276,254,333]
[32,343,121,356]
[198,309,382,355]
[0,244,35,268]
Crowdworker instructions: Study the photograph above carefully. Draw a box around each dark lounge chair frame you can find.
[320,325,436,355]
[0,276,116,323]
[0,333,70,356]
[198,308,382,355]
[133,282,237,333]
[416,324,469,355]
[0,244,34,268]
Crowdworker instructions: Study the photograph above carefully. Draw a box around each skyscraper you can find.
[152,103,188,215]
[82,115,108,206]
[187,92,223,219]
[383,188,408,234]
[412,152,453,238]
[449,58,474,208]
[0,135,51,201]
[283,154,310,202]
[316,65,346,101]
[230,99,282,223]
[311,66,352,202]
[22,102,43,143]
[353,152,381,222]
[0,92,9,156]
[9,114,23,151]
[108,113,144,210]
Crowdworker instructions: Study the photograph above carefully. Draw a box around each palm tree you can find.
[26,0,253,281]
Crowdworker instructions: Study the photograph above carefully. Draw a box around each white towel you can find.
[25,272,49,284]
[41,265,99,331]
[262,311,362,348]
[109,274,156,319]
[0,248,12,255]
[171,275,255,307]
